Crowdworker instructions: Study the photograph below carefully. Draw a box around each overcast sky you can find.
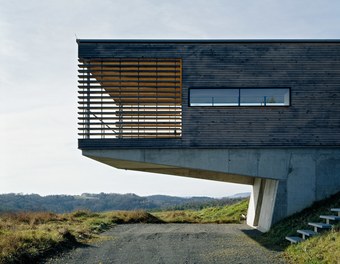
[1,0,340,197]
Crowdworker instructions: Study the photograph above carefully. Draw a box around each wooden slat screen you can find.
[78,58,182,139]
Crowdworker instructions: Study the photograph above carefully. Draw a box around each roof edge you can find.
[77,39,340,44]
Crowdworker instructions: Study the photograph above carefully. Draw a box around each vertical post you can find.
[118,60,123,138]
[85,70,90,139]
[137,60,140,138]
[156,59,159,138]
[101,61,104,139]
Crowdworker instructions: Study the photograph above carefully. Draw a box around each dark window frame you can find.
[188,87,291,107]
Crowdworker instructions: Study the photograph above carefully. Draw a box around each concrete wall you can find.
[83,147,340,232]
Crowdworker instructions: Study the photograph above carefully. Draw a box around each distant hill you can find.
[0,193,248,213]
[228,192,251,199]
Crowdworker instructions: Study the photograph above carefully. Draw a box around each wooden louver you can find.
[78,58,182,139]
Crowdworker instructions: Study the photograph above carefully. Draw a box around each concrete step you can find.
[297,229,317,239]
[286,236,303,244]
[320,215,340,224]
[308,222,332,232]
[330,208,340,216]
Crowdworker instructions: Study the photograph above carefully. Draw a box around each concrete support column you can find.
[247,178,278,232]
[247,178,261,228]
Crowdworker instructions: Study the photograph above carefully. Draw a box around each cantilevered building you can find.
[77,39,340,231]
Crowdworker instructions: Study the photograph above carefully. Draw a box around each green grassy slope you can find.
[284,225,340,263]
[152,199,248,223]
[259,191,340,263]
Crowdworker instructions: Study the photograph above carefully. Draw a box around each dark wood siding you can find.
[78,41,340,149]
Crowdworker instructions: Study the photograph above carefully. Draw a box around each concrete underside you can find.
[83,148,340,232]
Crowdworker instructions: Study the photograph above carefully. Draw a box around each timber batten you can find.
[78,58,182,139]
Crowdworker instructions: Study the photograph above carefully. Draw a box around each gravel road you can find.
[46,224,284,264]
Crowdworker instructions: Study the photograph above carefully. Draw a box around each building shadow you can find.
[240,228,287,252]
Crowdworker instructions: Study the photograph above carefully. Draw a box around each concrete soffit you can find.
[83,153,254,185]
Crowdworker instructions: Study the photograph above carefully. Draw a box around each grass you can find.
[2,194,339,264]
[260,191,340,247]
[257,191,340,263]
[153,199,248,223]
[0,210,161,263]
[0,199,247,263]
[284,224,340,264]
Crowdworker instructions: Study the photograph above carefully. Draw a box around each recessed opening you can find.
[78,58,182,139]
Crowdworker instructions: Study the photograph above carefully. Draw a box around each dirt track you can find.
[46,224,284,264]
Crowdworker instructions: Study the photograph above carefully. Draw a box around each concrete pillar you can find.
[258,179,279,232]
[247,178,261,227]
[247,178,278,232]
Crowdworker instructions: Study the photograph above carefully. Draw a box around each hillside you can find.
[0,193,249,213]
[153,199,248,223]
[260,191,340,263]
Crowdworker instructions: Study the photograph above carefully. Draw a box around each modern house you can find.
[77,39,340,232]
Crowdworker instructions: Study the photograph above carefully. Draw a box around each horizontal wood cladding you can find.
[78,41,340,149]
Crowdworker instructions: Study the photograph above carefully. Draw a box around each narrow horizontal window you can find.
[190,89,239,106]
[189,88,290,107]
